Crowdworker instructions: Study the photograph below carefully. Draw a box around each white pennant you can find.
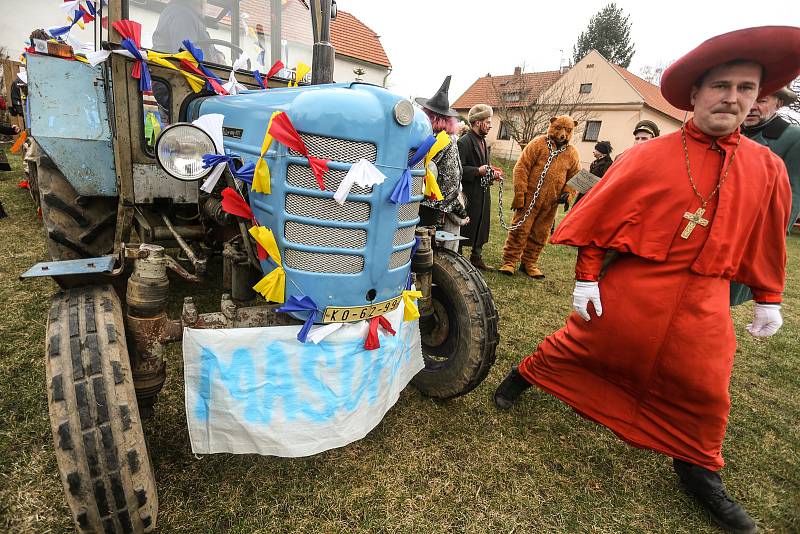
[333,159,387,205]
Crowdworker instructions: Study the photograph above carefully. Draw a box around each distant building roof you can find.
[452,70,563,111]
[330,11,391,68]
[611,65,685,121]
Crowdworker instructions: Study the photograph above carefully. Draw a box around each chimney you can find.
[514,66,522,76]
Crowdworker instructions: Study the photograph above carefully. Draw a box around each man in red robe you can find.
[493,26,800,534]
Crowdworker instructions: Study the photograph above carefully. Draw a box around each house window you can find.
[583,120,602,142]
[580,83,593,93]
[498,121,511,141]
[586,63,595,69]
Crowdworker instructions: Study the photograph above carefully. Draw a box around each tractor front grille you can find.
[284,248,364,274]
[392,226,416,247]
[287,164,372,195]
[284,221,367,249]
[397,201,420,223]
[289,134,377,164]
[389,249,412,269]
[285,193,370,223]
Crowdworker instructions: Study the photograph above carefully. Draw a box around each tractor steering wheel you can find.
[191,39,251,70]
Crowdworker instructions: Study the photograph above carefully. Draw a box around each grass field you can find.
[0,153,798,533]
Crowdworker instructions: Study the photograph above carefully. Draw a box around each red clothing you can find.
[519,119,791,470]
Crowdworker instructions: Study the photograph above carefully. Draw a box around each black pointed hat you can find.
[415,75,461,117]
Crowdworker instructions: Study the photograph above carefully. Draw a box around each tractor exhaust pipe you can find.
[309,0,335,84]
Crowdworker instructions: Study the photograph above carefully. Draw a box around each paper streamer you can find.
[365,316,396,350]
[423,130,449,200]
[401,290,423,322]
[252,111,282,194]
[333,159,387,205]
[249,226,285,303]
[276,296,320,343]
[390,134,435,204]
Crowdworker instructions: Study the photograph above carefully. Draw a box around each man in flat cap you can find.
[458,104,497,270]
[731,86,800,305]
[632,119,661,144]
[494,26,800,533]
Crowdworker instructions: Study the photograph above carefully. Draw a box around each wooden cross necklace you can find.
[679,126,741,239]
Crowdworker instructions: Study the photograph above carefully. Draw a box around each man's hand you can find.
[478,165,489,176]
[572,281,602,321]
[747,303,782,337]
[11,124,19,134]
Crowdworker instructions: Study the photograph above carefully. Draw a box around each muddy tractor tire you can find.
[34,146,116,260]
[413,248,499,398]
[46,285,157,533]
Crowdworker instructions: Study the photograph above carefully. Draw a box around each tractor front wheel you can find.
[412,248,499,398]
[46,285,157,532]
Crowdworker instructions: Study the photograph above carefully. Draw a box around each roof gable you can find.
[611,64,685,121]
[452,70,562,110]
[330,11,391,68]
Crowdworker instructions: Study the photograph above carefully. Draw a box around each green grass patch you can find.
[0,153,798,533]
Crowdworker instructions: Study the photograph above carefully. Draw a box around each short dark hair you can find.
[693,59,764,88]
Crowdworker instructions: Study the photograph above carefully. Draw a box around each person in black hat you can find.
[416,76,470,251]
[574,141,614,206]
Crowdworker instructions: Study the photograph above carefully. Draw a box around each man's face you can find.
[690,62,762,136]
[633,131,653,144]
[743,95,781,127]
[473,118,492,136]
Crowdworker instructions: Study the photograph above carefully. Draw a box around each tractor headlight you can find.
[155,123,216,181]
[393,99,414,126]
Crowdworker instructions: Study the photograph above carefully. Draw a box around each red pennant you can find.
[364,315,396,350]
[112,20,142,46]
[256,242,268,261]
[264,60,285,87]
[220,187,253,220]
[307,156,329,190]
[268,112,306,154]
[18,180,30,189]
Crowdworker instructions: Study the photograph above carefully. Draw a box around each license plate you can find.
[322,296,402,323]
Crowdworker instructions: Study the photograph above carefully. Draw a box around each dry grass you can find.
[0,153,798,533]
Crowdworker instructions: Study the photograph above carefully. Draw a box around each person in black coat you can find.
[574,140,613,206]
[457,104,497,271]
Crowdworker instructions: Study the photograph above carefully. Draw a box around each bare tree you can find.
[638,60,671,86]
[788,77,800,115]
[490,67,597,149]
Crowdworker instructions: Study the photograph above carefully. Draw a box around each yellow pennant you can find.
[146,51,206,93]
[249,226,285,303]
[423,131,449,201]
[251,111,282,194]
[75,55,89,64]
[291,62,311,87]
[402,290,423,321]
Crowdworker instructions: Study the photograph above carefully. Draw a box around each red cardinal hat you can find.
[661,26,800,111]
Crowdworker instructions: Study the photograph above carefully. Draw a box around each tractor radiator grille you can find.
[289,134,377,164]
[284,221,367,249]
[285,194,370,223]
[284,248,364,274]
[287,164,372,195]
[389,249,412,269]
[397,201,420,222]
[392,226,416,247]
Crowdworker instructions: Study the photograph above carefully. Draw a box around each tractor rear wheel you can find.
[412,248,499,398]
[46,285,158,533]
[34,145,116,260]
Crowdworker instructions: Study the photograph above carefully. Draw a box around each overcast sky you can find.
[338,0,800,102]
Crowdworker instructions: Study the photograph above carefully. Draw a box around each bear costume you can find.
[500,115,581,278]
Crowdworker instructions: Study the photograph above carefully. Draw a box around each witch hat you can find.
[415,75,461,117]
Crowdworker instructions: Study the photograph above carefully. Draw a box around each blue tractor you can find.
[22,1,497,531]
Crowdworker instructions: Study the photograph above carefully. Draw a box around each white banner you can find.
[183,304,423,457]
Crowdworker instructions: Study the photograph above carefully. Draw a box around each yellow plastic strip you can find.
[402,290,422,321]
[251,111,282,194]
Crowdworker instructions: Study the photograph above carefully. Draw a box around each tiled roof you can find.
[330,11,391,68]
[612,65,686,121]
[452,71,563,110]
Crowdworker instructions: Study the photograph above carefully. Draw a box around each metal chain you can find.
[497,139,568,231]
[681,125,741,209]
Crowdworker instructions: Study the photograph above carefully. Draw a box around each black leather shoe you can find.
[673,459,758,534]
[493,366,532,410]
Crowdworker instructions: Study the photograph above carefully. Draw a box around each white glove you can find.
[572,281,602,321]
[747,303,783,337]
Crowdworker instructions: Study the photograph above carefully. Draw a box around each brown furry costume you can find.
[500,116,581,277]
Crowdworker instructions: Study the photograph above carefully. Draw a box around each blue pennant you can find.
[276,296,320,343]
[389,134,436,204]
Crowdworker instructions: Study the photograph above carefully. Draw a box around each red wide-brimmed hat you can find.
[661,26,800,111]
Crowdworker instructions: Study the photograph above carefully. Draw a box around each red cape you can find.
[552,119,790,297]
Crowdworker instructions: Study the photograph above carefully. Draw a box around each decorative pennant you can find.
[112,20,152,94]
[290,62,311,87]
[276,296,320,343]
[10,131,27,154]
[423,130,449,201]
[220,187,254,220]
[364,316,396,350]
[307,322,344,344]
[146,50,206,93]
[269,112,329,190]
[192,114,226,193]
[334,159,387,205]
[401,290,423,321]
[390,134,436,204]
[181,39,228,94]
[265,60,285,83]
[249,226,285,303]
[252,111,281,194]
[224,52,250,95]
